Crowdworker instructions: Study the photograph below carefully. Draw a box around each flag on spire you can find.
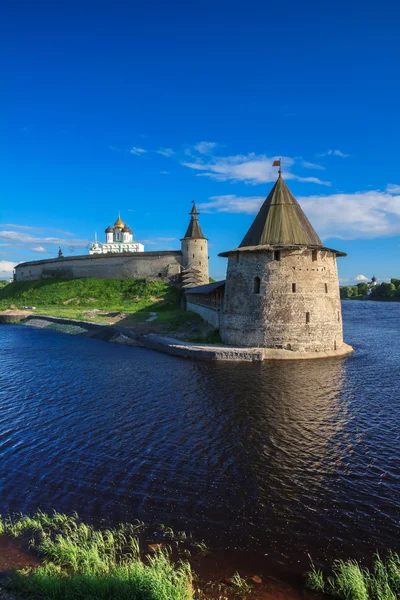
[272,159,281,167]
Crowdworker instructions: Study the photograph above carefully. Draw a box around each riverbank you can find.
[0,312,354,361]
[0,278,354,360]
[0,511,321,600]
[2,512,397,600]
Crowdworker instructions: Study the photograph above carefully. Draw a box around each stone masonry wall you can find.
[15,252,183,282]
[180,238,209,285]
[220,248,343,351]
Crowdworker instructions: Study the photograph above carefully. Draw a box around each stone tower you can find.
[181,202,209,287]
[219,174,347,352]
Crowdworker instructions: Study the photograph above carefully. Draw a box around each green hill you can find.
[0,278,180,315]
[0,278,215,339]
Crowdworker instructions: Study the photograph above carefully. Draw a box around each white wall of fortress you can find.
[14,252,183,282]
[186,301,220,328]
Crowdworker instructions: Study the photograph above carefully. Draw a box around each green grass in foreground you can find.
[307,554,400,600]
[0,511,192,600]
[0,278,180,313]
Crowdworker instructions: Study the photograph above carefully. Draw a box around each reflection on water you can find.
[0,301,399,576]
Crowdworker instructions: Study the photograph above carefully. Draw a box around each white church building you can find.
[90,214,144,255]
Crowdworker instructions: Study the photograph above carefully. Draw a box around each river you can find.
[0,301,399,579]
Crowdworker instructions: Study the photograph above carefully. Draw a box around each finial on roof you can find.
[272,158,282,178]
[190,201,199,216]
[183,200,205,238]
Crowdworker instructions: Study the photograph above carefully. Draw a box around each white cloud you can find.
[198,188,400,240]
[139,237,177,245]
[54,229,75,236]
[0,230,89,248]
[160,171,170,175]
[0,260,16,278]
[182,153,331,186]
[194,141,218,155]
[156,148,175,157]
[298,190,400,238]
[318,149,349,158]
[386,184,400,194]
[0,223,43,232]
[198,195,263,214]
[301,161,325,170]
[31,246,49,253]
[355,274,369,281]
[129,147,147,156]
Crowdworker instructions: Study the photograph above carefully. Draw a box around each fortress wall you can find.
[220,248,343,352]
[15,252,183,282]
[186,301,220,328]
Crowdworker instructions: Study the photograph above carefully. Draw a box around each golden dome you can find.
[114,213,125,229]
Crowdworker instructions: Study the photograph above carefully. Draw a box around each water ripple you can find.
[0,302,400,575]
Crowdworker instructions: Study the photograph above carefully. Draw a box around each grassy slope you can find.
[0,278,222,342]
[0,278,188,323]
[0,278,180,312]
[0,278,217,339]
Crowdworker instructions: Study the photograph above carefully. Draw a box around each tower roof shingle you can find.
[182,202,206,239]
[219,175,346,257]
[240,176,322,248]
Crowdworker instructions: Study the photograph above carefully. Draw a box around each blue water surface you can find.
[0,301,399,574]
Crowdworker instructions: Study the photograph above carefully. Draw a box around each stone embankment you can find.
[0,310,33,324]
[0,313,354,362]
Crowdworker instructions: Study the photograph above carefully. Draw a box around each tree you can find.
[390,278,400,288]
[340,286,355,299]
[357,282,368,296]
[375,282,396,299]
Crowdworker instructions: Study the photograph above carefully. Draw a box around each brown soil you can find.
[0,536,39,571]
[62,298,80,305]
[187,551,321,600]
[0,310,32,317]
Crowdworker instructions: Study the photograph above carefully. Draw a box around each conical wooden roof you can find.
[182,202,206,239]
[239,176,322,248]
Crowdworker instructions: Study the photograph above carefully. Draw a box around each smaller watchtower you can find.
[181,202,209,286]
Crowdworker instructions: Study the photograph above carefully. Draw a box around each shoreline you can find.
[0,312,354,362]
[0,512,320,600]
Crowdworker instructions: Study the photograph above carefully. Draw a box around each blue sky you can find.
[1,0,400,282]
